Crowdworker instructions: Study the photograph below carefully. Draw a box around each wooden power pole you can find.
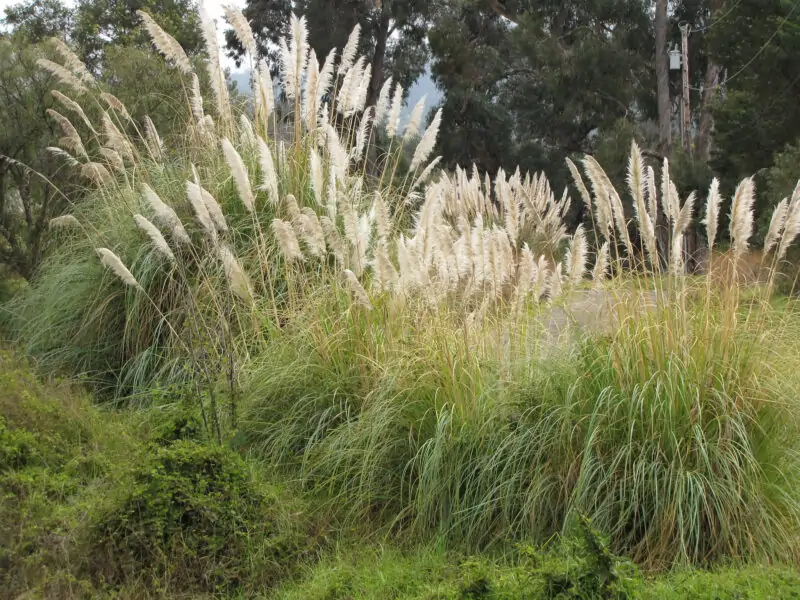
[680,23,691,154]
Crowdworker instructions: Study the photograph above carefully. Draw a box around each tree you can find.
[429,0,654,190]
[71,0,203,69]
[0,37,81,279]
[1,0,73,42]
[226,0,431,105]
[655,0,671,155]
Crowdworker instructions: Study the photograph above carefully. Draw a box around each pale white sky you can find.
[0,0,246,71]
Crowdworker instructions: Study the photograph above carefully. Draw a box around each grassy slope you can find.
[2,349,800,599]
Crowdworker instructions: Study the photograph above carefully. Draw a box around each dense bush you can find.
[89,439,312,592]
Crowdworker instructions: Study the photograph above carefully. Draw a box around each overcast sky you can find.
[0,0,247,71]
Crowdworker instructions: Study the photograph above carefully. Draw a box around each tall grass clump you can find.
[5,6,800,570]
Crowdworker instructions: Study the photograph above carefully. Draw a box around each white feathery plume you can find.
[729,176,756,261]
[222,5,257,59]
[137,10,192,74]
[37,58,87,94]
[239,114,256,149]
[411,157,442,190]
[592,241,610,283]
[764,198,789,256]
[46,109,87,160]
[199,3,230,121]
[296,208,327,257]
[134,214,175,262]
[96,248,141,290]
[375,77,393,125]
[353,63,372,115]
[608,185,634,257]
[342,269,371,310]
[777,182,800,261]
[385,84,403,138]
[81,162,112,185]
[549,262,563,300]
[283,193,301,222]
[287,13,309,100]
[49,38,93,85]
[565,224,588,284]
[256,136,279,204]
[670,233,685,276]
[102,112,133,162]
[198,183,229,232]
[254,60,274,124]
[646,165,658,224]
[566,157,592,213]
[99,147,124,171]
[47,146,79,167]
[303,52,320,130]
[50,90,97,135]
[336,56,361,115]
[310,149,324,206]
[320,216,347,266]
[326,124,349,182]
[142,183,190,245]
[218,245,254,303]
[339,23,361,75]
[326,168,337,220]
[372,242,399,292]
[351,106,374,164]
[190,73,205,124]
[703,177,722,250]
[143,116,164,161]
[103,92,133,123]
[316,47,337,107]
[372,192,390,241]
[516,243,536,293]
[410,108,441,171]
[186,181,217,240]
[49,214,81,228]
[403,95,427,141]
[661,158,673,223]
[581,157,613,241]
[272,218,305,262]
[221,138,255,212]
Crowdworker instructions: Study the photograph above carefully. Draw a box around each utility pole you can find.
[655,0,671,156]
[680,23,691,154]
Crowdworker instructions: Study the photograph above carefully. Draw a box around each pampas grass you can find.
[256,137,279,204]
[142,183,191,245]
[46,109,87,159]
[222,138,255,212]
[343,268,371,309]
[730,176,756,261]
[96,248,141,289]
[223,5,257,59]
[272,218,305,262]
[410,109,442,171]
[49,214,81,228]
[134,214,176,262]
[37,58,88,94]
[137,10,192,74]
[704,178,722,250]
[219,244,254,303]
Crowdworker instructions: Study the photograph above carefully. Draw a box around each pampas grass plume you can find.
[142,183,191,245]
[96,248,141,289]
[222,138,255,212]
[134,214,176,262]
[272,218,305,262]
[343,268,371,309]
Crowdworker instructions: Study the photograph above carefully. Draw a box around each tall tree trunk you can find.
[366,10,391,108]
[696,0,724,162]
[655,0,671,157]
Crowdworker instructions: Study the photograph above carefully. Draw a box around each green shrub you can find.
[89,439,312,593]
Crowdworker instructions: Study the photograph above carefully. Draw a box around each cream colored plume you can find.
[142,183,190,245]
[372,242,399,292]
[218,245,254,303]
[102,112,134,162]
[81,162,112,185]
[47,146,79,167]
[320,216,347,266]
[134,214,176,262]
[50,90,97,135]
[375,77,393,125]
[222,5,257,59]
[37,58,87,94]
[186,181,218,241]
[96,248,141,290]
[342,269,371,310]
[566,157,592,212]
[296,208,327,257]
[310,149,324,206]
[385,84,403,138]
[777,182,800,261]
[137,10,192,74]
[99,147,124,171]
[403,95,427,141]
[199,3,230,122]
[351,106,374,164]
[272,218,305,262]
[221,138,255,213]
[729,176,756,260]
[49,214,81,229]
[101,92,131,121]
[565,224,588,284]
[143,116,165,161]
[254,60,275,125]
[339,23,361,75]
[46,109,87,160]
[411,157,442,190]
[764,198,788,256]
[592,241,610,283]
[256,137,279,204]
[410,109,441,171]
[49,38,94,85]
[703,178,722,250]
